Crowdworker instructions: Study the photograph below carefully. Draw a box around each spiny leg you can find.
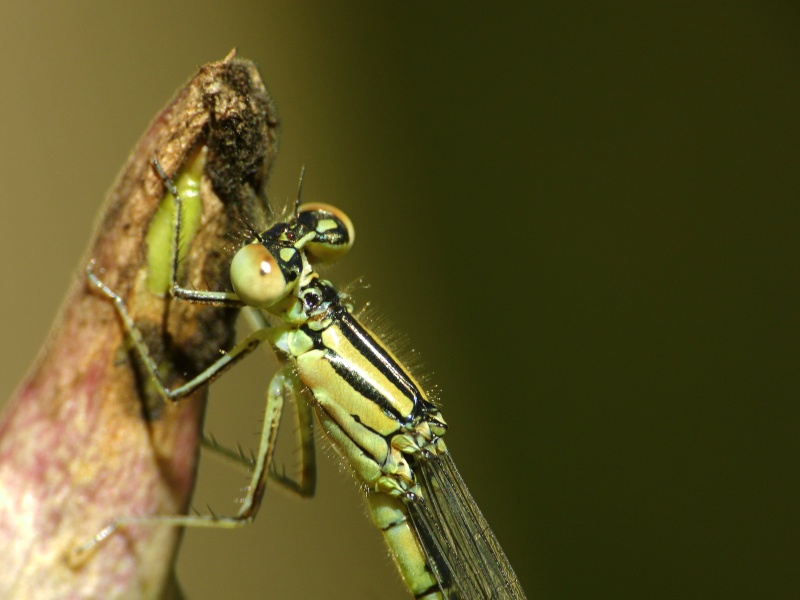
[201,433,256,471]
[84,157,265,404]
[198,304,318,492]
[268,374,316,497]
[86,261,269,404]
[201,371,316,498]
[69,364,298,565]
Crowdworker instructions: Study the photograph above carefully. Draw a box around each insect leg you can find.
[69,363,294,565]
[86,260,268,403]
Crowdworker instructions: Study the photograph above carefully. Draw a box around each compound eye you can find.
[297,202,355,263]
[230,243,288,308]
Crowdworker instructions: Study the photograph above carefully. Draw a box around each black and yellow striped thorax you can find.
[270,276,448,495]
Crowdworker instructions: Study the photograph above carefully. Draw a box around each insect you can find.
[81,153,527,599]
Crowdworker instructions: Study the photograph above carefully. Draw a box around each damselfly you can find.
[81,153,527,599]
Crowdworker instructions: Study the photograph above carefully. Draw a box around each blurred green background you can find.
[1,3,799,599]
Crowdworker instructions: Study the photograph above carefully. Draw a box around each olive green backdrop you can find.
[1,3,798,599]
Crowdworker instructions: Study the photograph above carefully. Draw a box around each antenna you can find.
[294,165,306,219]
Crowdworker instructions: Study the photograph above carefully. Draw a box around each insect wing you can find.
[408,452,527,599]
